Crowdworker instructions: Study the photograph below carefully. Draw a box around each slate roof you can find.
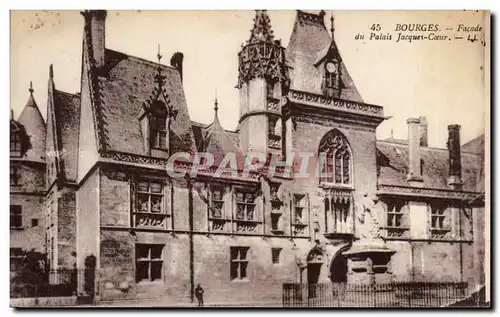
[97,49,196,156]
[52,90,81,181]
[285,10,363,102]
[376,140,482,192]
[191,120,239,151]
[17,89,46,163]
[462,134,485,154]
[201,109,245,168]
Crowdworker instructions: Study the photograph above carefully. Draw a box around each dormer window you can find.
[324,59,341,98]
[10,131,21,157]
[149,100,169,152]
[151,115,167,150]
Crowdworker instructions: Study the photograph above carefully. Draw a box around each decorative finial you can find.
[10,109,14,120]
[330,12,335,38]
[391,129,394,139]
[214,88,219,113]
[49,64,54,79]
[157,44,162,63]
[29,81,34,95]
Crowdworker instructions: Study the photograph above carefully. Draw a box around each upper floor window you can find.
[10,166,20,186]
[235,191,256,221]
[429,202,451,239]
[430,203,447,230]
[210,187,224,219]
[319,130,351,185]
[132,179,168,229]
[10,132,21,157]
[387,201,407,228]
[10,205,22,229]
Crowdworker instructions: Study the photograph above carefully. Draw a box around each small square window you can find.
[271,248,282,264]
[31,219,38,227]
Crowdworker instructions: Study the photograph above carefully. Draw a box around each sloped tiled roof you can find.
[285,10,363,102]
[53,90,81,181]
[191,120,239,151]
[462,134,485,154]
[97,49,196,156]
[377,140,482,192]
[202,111,245,168]
[17,88,46,163]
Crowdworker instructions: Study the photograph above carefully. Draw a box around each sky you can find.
[10,10,488,148]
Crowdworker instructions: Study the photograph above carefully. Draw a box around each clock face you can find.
[326,62,337,74]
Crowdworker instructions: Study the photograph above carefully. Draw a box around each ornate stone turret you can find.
[237,10,289,154]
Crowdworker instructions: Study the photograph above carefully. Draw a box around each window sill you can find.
[318,183,353,190]
[271,229,285,235]
[136,280,165,286]
[230,278,250,284]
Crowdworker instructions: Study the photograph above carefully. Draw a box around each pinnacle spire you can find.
[247,10,275,44]
[49,64,54,79]
[214,88,219,113]
[29,81,34,95]
[330,12,335,39]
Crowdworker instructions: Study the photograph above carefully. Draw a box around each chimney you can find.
[419,116,428,147]
[81,10,107,69]
[447,124,463,189]
[170,52,184,82]
[406,117,423,187]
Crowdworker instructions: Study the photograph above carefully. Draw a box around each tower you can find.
[236,10,288,155]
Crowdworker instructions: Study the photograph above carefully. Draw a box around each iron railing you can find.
[10,268,91,298]
[283,282,469,308]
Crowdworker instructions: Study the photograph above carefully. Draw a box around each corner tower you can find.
[237,10,288,155]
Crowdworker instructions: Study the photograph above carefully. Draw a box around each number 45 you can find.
[370,24,381,31]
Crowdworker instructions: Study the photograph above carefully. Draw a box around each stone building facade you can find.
[10,10,486,305]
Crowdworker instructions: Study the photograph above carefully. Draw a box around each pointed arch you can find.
[318,129,352,185]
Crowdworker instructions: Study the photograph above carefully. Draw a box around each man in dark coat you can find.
[195,284,204,307]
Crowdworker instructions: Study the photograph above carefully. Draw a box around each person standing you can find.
[195,284,204,307]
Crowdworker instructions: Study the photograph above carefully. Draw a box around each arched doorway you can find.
[307,247,325,298]
[330,253,348,283]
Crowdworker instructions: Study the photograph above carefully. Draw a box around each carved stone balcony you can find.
[288,89,384,117]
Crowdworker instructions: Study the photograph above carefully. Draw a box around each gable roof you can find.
[377,140,482,192]
[95,49,196,156]
[462,134,485,154]
[285,10,363,102]
[52,90,81,181]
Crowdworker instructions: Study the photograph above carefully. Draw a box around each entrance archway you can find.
[306,247,325,298]
[330,253,348,283]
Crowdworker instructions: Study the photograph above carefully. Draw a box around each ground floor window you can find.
[230,247,249,281]
[10,248,23,271]
[136,244,164,283]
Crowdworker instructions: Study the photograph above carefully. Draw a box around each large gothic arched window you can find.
[319,130,351,185]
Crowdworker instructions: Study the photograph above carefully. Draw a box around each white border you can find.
[2,0,496,316]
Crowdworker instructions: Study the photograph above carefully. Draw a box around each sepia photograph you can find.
[9,9,489,308]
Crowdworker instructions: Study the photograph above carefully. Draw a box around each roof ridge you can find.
[377,139,482,156]
[106,48,178,72]
[54,89,79,98]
